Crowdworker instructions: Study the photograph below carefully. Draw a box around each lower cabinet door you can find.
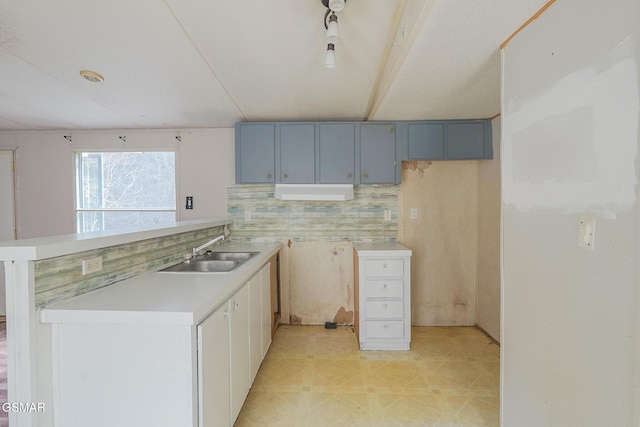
[230,283,250,423]
[198,302,231,427]
[249,273,262,383]
[260,263,273,359]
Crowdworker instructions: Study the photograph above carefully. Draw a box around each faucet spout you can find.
[192,234,225,256]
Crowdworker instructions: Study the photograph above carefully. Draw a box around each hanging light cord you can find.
[324,8,331,29]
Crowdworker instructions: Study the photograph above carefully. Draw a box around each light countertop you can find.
[0,218,232,261]
[40,241,281,326]
[353,241,412,256]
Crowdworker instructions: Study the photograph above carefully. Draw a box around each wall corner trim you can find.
[500,0,557,49]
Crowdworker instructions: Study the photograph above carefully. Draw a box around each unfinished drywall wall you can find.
[476,117,501,341]
[399,160,478,326]
[501,0,640,425]
[0,128,234,239]
[283,241,354,325]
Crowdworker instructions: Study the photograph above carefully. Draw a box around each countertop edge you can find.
[0,218,232,261]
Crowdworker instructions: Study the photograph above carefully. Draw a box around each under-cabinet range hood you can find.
[274,184,354,201]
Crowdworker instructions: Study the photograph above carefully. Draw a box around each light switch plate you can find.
[410,208,418,220]
[244,210,252,222]
[384,210,391,221]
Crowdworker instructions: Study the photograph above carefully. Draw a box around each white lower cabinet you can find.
[201,263,272,427]
[49,262,274,427]
[260,264,272,359]
[249,271,262,384]
[198,301,231,427]
[229,282,250,423]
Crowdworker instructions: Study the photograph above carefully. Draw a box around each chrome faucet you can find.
[192,234,225,256]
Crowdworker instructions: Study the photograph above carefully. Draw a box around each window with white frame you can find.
[75,151,176,233]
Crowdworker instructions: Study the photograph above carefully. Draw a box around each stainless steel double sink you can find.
[159,251,259,273]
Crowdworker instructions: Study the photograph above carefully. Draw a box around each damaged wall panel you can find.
[284,241,354,326]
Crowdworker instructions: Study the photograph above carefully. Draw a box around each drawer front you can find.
[364,259,404,277]
[365,280,404,299]
[365,320,404,339]
[365,300,404,319]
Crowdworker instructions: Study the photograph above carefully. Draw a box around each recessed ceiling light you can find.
[79,70,104,83]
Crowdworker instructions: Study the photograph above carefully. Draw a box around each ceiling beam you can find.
[364,0,437,121]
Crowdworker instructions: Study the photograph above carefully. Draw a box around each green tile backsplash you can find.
[34,225,227,307]
[227,185,398,242]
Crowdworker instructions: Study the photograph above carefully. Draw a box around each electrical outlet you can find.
[384,210,391,221]
[244,210,252,222]
[82,256,103,275]
[410,208,418,220]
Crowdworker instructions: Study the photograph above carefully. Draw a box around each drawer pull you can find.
[384,324,388,329]
[383,283,387,289]
[383,304,388,309]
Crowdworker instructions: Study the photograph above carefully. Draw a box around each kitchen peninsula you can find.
[0,218,279,427]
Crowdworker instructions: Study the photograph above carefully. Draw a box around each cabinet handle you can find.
[224,310,230,318]
[283,173,288,180]
[383,283,388,289]
[234,302,239,309]
[363,172,369,179]
[267,173,272,179]
[384,323,388,329]
[383,263,387,268]
[347,172,352,178]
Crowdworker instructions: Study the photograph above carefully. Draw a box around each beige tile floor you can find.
[235,325,500,427]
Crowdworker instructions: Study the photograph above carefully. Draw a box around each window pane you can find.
[77,211,177,233]
[77,152,176,209]
[75,151,177,233]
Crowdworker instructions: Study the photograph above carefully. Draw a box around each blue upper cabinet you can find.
[408,123,445,160]
[235,119,492,184]
[407,120,492,160]
[446,122,487,159]
[319,124,355,184]
[279,124,315,184]
[360,123,398,184]
[235,123,275,183]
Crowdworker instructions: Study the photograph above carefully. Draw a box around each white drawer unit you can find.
[354,242,412,351]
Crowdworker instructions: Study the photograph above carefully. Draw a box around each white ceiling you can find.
[0,0,547,131]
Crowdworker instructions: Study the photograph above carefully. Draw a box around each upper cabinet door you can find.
[360,123,397,184]
[319,124,355,183]
[279,124,316,184]
[408,123,444,160]
[235,124,275,183]
[446,122,485,159]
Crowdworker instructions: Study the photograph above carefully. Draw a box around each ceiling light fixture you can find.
[321,0,346,69]
[79,70,104,83]
[326,12,339,44]
[328,0,345,12]
[325,43,336,68]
